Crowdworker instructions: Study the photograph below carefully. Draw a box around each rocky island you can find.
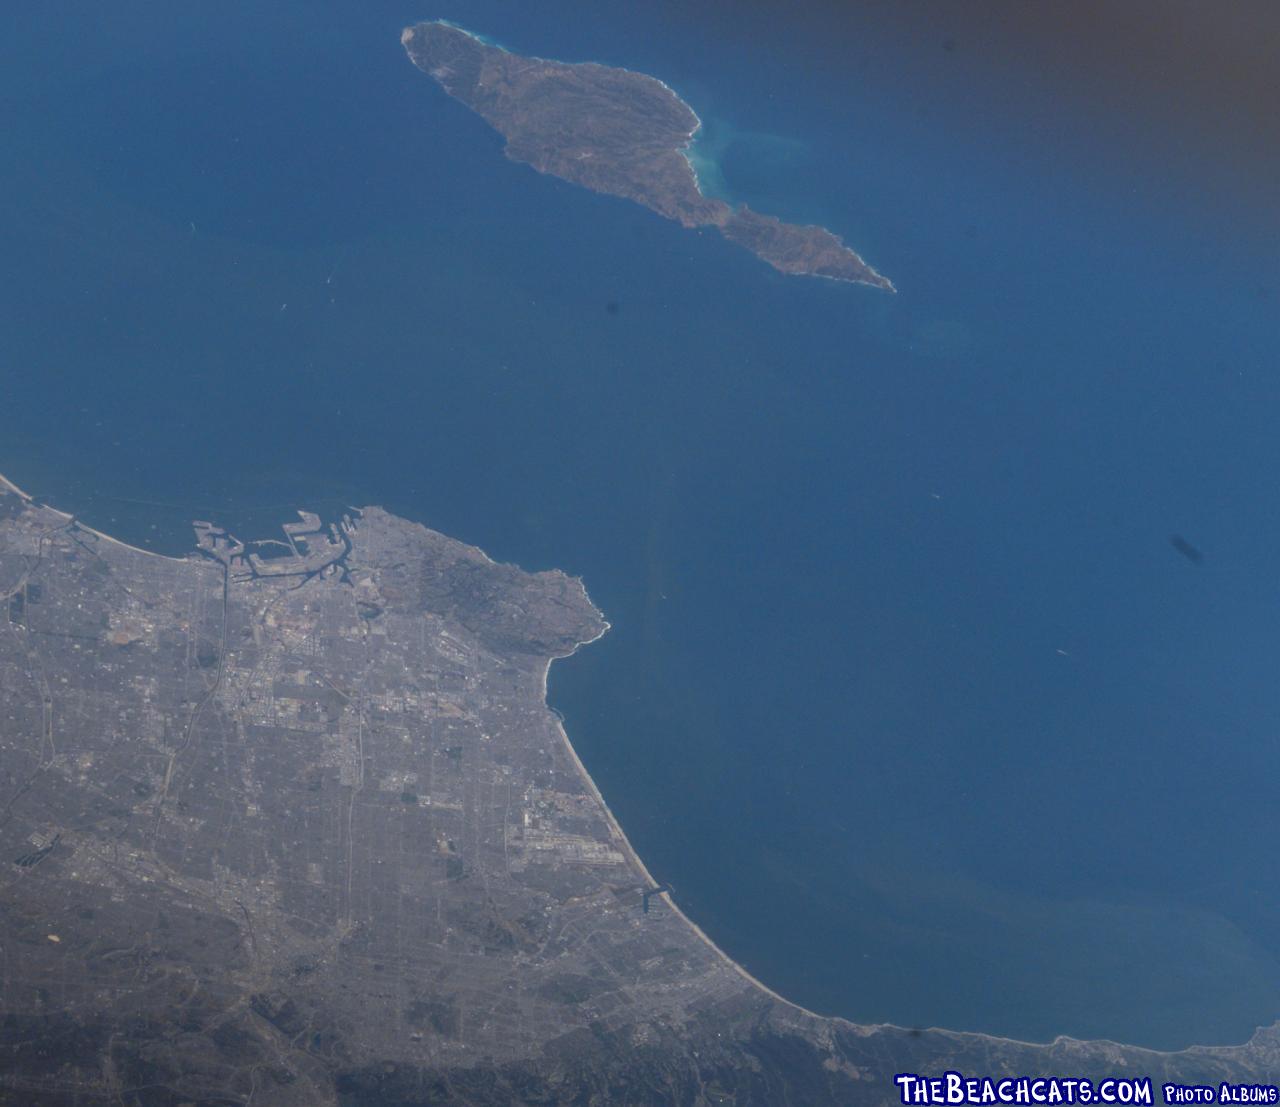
[402,21,895,290]
[0,469,1276,1105]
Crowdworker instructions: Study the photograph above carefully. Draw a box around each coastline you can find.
[0,472,34,500]
[4,464,1272,1058]
[540,624,1276,1056]
[515,565,835,1017]
[0,470,188,565]
[540,644,811,1016]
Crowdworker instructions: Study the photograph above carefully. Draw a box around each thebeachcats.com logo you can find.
[894,1073,1155,1105]
[1163,1085,1280,1105]
[894,1074,1279,1106]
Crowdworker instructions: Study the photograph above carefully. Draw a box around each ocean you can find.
[3,0,1278,1050]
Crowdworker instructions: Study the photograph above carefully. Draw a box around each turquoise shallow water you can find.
[3,0,1279,1050]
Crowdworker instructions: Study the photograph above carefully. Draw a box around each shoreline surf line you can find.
[0,470,193,565]
[541,610,821,1018]
[0,473,34,500]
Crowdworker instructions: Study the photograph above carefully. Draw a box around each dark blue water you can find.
[4,1,1279,1050]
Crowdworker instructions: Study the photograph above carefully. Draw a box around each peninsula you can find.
[0,469,1276,1105]
[401,22,895,290]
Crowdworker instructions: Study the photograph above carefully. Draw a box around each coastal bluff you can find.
[402,21,895,290]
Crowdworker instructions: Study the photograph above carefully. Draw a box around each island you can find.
[401,22,896,291]
[0,469,1275,1105]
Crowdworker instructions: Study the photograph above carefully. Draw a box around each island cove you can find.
[401,21,895,290]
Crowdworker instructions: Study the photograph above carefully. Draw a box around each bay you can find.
[3,0,1278,1049]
